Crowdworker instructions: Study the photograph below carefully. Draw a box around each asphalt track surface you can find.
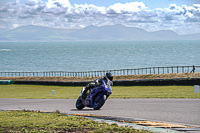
[0,98,200,126]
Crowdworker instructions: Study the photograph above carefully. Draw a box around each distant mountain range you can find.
[0,24,199,41]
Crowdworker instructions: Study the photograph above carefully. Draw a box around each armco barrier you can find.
[114,78,200,86]
[14,80,91,86]
[0,80,13,85]
[14,78,200,86]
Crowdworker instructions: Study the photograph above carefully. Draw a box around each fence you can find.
[0,65,199,77]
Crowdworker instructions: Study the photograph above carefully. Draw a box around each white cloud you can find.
[193,4,200,8]
[107,2,148,13]
[73,4,106,14]
[46,0,71,8]
[12,24,20,28]
[0,1,200,34]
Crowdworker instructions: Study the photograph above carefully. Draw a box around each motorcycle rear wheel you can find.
[93,94,106,110]
[76,96,85,110]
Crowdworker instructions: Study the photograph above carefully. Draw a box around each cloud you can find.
[0,1,200,34]
[46,0,71,8]
[107,2,148,13]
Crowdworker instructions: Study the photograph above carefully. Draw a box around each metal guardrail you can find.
[0,65,199,77]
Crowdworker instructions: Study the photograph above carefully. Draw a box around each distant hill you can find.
[0,25,77,41]
[69,24,155,41]
[0,24,199,41]
[181,33,200,40]
[151,30,180,40]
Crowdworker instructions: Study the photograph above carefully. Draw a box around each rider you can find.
[81,72,113,99]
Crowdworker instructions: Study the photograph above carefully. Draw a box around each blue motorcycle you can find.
[76,80,113,110]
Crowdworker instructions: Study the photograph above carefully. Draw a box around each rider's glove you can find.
[95,79,100,86]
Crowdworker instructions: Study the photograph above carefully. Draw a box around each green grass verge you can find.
[0,85,80,99]
[112,86,200,99]
[0,84,199,99]
[0,111,152,133]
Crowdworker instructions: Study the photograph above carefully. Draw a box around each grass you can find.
[112,86,200,98]
[0,84,80,99]
[0,84,199,99]
[0,110,152,133]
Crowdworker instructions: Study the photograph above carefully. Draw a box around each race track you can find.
[0,98,199,126]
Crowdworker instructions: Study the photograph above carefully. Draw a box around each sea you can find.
[0,40,200,72]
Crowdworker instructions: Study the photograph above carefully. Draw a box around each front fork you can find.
[81,87,85,96]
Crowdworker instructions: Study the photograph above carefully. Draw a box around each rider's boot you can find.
[81,87,88,100]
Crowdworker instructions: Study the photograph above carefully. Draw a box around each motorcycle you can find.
[76,80,113,110]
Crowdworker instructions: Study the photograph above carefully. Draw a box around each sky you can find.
[0,0,200,35]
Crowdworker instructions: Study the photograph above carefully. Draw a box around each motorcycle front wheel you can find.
[76,96,85,110]
[93,94,106,110]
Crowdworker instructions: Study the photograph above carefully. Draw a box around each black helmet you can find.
[106,72,113,81]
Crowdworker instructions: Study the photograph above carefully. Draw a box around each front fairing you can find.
[101,80,112,95]
[105,87,112,94]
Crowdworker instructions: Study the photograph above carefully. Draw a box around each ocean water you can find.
[0,40,200,72]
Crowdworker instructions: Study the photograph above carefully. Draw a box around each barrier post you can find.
[52,90,55,95]
[194,85,199,93]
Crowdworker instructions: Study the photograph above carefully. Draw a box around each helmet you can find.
[106,72,113,81]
